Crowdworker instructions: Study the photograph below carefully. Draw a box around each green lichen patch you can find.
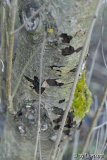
[71,70,92,119]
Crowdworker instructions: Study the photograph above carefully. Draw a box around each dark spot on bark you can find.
[12,53,16,64]
[17,110,23,117]
[77,120,83,130]
[52,107,64,115]
[52,110,76,135]
[54,125,60,130]
[53,117,62,123]
[75,46,83,52]
[60,33,72,43]
[69,65,78,73]
[70,68,77,72]
[50,65,65,69]
[56,70,62,73]
[64,111,76,128]
[64,124,71,128]
[62,46,83,56]
[24,75,45,94]
[67,111,74,118]
[46,79,64,86]
[54,41,58,46]
[55,81,64,86]
[46,79,57,86]
[62,46,75,56]
[63,130,70,135]
[59,99,65,104]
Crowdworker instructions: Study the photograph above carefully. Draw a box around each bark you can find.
[0,0,97,160]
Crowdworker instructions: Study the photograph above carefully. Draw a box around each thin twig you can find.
[51,1,102,159]
[11,2,47,35]
[6,0,17,114]
[12,47,41,99]
[39,134,42,160]
[93,121,107,130]
[33,32,47,160]
[81,84,107,154]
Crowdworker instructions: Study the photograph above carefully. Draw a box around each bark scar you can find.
[62,46,83,56]
[24,75,45,94]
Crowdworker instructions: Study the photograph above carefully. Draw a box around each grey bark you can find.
[0,0,97,160]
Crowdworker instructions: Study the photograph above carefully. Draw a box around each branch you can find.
[6,0,17,114]
[93,121,107,130]
[33,32,47,160]
[51,0,103,159]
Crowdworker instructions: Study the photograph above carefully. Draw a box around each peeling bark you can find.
[0,0,97,160]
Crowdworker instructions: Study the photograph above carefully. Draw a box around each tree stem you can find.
[6,0,17,114]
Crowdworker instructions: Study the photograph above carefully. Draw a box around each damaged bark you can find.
[0,0,97,160]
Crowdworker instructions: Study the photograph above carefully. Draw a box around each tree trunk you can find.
[0,0,97,160]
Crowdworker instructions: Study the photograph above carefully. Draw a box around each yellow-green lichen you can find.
[71,70,92,119]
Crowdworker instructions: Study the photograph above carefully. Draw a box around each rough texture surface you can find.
[0,0,97,159]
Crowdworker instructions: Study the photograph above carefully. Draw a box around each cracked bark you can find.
[0,0,97,160]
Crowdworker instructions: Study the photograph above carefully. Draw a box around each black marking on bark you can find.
[12,52,16,64]
[52,107,64,115]
[53,110,76,135]
[69,65,78,73]
[17,110,23,117]
[77,120,83,130]
[46,79,64,86]
[59,99,65,104]
[53,108,75,132]
[70,68,77,72]
[63,130,70,135]
[64,124,71,128]
[53,117,62,123]
[56,70,62,73]
[60,33,72,43]
[50,65,65,69]
[24,75,45,94]
[62,46,75,56]
[62,46,83,56]
[75,46,83,52]
[55,81,64,86]
[54,125,60,130]
[46,79,57,86]
[67,111,74,118]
